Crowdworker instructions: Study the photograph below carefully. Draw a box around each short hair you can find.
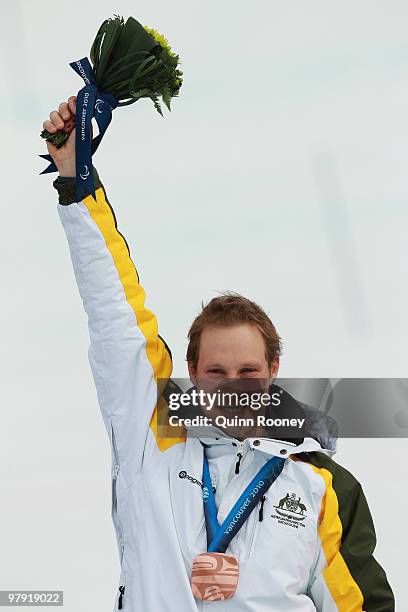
[186,292,282,368]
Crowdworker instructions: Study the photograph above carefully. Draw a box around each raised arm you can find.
[44,97,174,472]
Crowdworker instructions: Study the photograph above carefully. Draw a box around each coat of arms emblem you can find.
[274,492,307,520]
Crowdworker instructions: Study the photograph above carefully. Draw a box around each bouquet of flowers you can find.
[40,15,182,199]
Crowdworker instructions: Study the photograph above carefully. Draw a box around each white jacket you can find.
[54,175,394,612]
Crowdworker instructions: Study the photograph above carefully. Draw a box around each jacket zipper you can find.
[234,441,245,474]
[118,585,125,609]
[111,426,126,610]
[112,425,120,523]
[235,452,243,474]
[111,425,125,563]
[248,494,268,557]
[258,494,267,522]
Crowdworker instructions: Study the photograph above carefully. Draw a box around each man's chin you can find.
[214,406,255,417]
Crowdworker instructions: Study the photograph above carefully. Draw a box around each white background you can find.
[0,1,407,609]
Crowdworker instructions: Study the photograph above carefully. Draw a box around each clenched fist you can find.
[43,96,77,177]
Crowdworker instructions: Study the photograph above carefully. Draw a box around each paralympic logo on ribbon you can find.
[39,57,118,202]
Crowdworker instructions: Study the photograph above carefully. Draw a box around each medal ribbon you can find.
[39,57,118,202]
[202,450,286,553]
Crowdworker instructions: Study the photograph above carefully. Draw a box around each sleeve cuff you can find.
[53,167,102,205]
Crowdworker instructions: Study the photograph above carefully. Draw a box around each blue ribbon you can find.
[202,449,285,554]
[40,57,118,202]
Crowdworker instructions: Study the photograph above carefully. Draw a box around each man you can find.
[43,97,395,611]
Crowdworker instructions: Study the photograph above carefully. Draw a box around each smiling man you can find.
[44,97,394,611]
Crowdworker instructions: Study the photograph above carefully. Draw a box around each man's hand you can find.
[43,96,77,177]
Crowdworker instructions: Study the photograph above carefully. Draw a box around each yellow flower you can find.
[144,26,178,57]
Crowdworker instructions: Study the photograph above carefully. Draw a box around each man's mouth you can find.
[218,404,248,414]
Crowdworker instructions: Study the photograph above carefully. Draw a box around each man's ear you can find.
[270,356,280,380]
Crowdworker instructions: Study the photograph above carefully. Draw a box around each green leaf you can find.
[162,85,172,111]
[150,95,163,116]
[101,50,149,81]
[40,129,69,148]
[129,88,151,100]
[91,16,123,80]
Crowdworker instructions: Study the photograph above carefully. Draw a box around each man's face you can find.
[188,323,279,438]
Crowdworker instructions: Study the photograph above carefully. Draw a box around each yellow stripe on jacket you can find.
[309,463,364,611]
[82,187,185,451]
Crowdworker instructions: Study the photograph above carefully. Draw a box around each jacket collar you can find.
[190,426,330,458]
